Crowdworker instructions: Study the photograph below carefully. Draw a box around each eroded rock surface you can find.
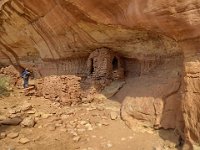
[183,55,200,144]
[0,0,184,76]
[0,0,200,145]
[0,0,199,63]
[118,57,184,130]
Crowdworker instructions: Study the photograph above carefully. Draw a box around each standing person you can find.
[21,68,30,88]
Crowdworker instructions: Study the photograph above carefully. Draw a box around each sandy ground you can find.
[0,89,179,150]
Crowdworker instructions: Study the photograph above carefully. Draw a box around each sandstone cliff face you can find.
[115,56,184,131]
[0,0,185,64]
[0,0,200,145]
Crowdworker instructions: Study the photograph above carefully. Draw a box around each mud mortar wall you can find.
[87,48,124,80]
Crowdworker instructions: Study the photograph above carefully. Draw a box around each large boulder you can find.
[119,59,184,130]
[182,57,200,143]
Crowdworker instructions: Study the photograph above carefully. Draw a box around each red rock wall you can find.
[32,58,88,78]
[1,0,200,144]
[0,0,182,65]
[120,56,184,130]
[182,46,200,144]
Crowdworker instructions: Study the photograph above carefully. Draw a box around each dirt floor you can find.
[0,88,180,150]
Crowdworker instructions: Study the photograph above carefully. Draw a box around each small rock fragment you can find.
[85,123,92,128]
[55,123,63,127]
[101,116,107,119]
[152,146,162,150]
[0,132,6,139]
[66,110,74,115]
[0,117,22,126]
[80,121,87,125]
[19,138,30,144]
[121,137,126,141]
[34,113,41,117]
[129,136,133,139]
[91,135,96,138]
[26,110,36,114]
[70,131,78,136]
[8,109,17,114]
[110,111,118,120]
[7,146,15,150]
[86,107,96,111]
[38,125,43,129]
[77,128,86,132]
[101,120,109,126]
[85,123,93,131]
[7,132,19,139]
[21,116,35,127]
[41,113,52,119]
[61,114,69,120]
[164,140,176,149]
[97,123,102,127]
[107,143,113,148]
[21,103,32,111]
[73,136,81,142]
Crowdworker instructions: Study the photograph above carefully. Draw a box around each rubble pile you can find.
[0,65,21,87]
[34,75,103,105]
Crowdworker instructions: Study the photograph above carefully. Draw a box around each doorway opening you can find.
[112,57,118,71]
[90,58,94,74]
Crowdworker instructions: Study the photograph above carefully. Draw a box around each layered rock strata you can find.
[0,0,200,145]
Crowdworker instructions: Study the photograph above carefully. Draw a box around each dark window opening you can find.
[112,57,119,70]
[90,58,94,74]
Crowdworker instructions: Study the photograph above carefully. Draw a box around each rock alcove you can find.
[0,0,200,146]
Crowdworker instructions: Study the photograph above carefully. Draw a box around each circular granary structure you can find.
[87,48,124,80]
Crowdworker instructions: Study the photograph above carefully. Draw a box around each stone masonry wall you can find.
[34,75,101,106]
[87,48,124,80]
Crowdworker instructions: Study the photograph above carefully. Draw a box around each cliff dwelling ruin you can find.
[0,0,200,150]
[87,48,124,80]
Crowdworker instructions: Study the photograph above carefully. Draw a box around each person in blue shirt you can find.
[21,68,30,89]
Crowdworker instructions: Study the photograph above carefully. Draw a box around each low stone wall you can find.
[34,75,104,106]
